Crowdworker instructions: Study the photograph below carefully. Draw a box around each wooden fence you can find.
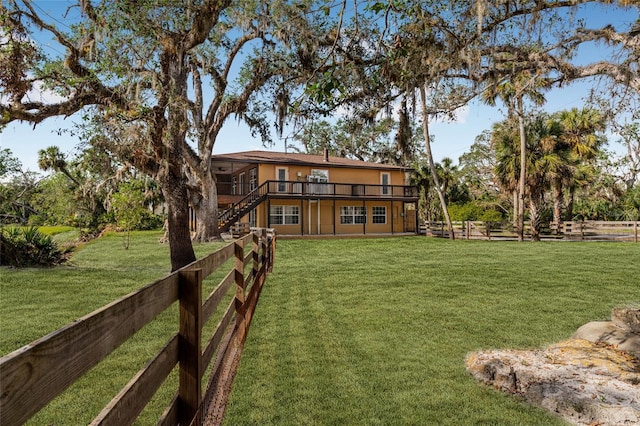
[423,220,639,242]
[0,228,276,425]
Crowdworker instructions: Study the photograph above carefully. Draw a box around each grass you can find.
[1,235,638,424]
[0,230,229,425]
[223,237,639,425]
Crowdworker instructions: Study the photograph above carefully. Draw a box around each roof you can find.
[210,150,411,171]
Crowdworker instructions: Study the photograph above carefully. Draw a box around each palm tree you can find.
[482,70,548,241]
[556,108,606,221]
[491,120,520,225]
[525,114,564,240]
[37,146,80,186]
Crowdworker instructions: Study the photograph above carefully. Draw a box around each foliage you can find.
[0,226,66,267]
[109,182,154,249]
[292,115,425,166]
[448,202,504,222]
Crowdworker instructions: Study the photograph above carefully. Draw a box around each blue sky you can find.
[1,2,637,172]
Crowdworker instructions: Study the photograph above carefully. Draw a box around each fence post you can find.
[635,221,638,243]
[234,239,246,343]
[253,231,260,282]
[178,268,203,426]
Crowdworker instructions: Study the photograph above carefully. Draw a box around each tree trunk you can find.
[191,171,221,242]
[552,180,563,234]
[419,85,454,240]
[516,97,527,242]
[160,48,196,271]
[529,191,544,241]
[512,189,519,229]
[161,170,197,271]
[565,185,576,221]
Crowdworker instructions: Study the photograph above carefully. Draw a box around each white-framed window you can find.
[372,206,387,224]
[381,172,391,195]
[308,169,329,183]
[238,172,246,195]
[340,206,366,224]
[270,205,299,225]
[249,168,257,191]
[231,175,237,195]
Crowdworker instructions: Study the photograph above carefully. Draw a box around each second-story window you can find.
[238,172,246,195]
[249,168,257,192]
[231,175,237,195]
[308,169,329,195]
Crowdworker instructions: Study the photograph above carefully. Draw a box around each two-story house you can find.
[211,150,419,237]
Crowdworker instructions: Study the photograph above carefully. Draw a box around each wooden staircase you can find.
[217,182,269,233]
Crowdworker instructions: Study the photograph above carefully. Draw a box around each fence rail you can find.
[423,220,639,242]
[0,228,277,425]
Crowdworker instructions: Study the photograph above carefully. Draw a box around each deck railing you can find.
[0,228,276,425]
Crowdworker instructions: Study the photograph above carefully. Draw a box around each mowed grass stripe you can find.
[224,237,638,425]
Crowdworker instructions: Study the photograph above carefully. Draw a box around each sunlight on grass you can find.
[1,230,228,424]
[224,237,639,425]
[2,234,638,424]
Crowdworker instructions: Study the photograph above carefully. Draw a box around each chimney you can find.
[323,148,329,162]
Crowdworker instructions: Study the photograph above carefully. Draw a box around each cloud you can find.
[23,81,68,104]
[433,104,469,125]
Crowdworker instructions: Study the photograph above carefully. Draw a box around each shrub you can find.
[0,226,66,267]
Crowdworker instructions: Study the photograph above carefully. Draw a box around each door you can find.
[404,203,416,232]
[381,172,390,195]
[276,167,288,192]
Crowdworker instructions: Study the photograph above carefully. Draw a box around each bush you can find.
[0,226,66,267]
[448,202,505,222]
[136,211,164,230]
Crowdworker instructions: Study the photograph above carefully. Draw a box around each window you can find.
[381,172,390,195]
[372,206,387,224]
[231,175,237,195]
[249,168,257,191]
[270,205,299,225]
[308,169,330,194]
[340,206,366,224]
[238,172,245,195]
[308,169,329,183]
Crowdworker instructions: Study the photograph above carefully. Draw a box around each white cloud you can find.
[23,81,68,104]
[433,104,469,125]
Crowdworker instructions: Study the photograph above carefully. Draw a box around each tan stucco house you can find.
[210,150,419,236]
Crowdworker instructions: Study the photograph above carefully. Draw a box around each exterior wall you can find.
[258,198,409,236]
[256,163,407,186]
[218,158,416,236]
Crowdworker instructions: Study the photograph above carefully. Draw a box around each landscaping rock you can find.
[611,308,640,334]
[466,309,640,425]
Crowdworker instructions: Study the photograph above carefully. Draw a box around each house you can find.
[211,150,419,237]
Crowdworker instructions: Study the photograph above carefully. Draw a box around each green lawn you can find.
[1,235,638,424]
[223,237,639,425]
[1,230,229,425]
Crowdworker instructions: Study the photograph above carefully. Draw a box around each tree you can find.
[481,69,549,240]
[1,1,346,269]
[555,108,606,222]
[37,146,80,186]
[110,182,147,250]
